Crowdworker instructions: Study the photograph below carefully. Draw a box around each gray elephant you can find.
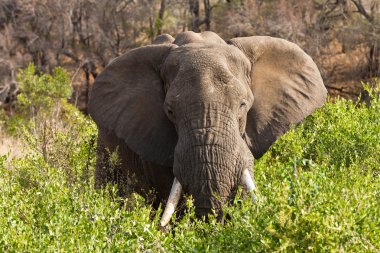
[88,31,327,227]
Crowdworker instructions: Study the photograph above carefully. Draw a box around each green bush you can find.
[2,64,97,182]
[0,74,379,252]
[16,63,71,115]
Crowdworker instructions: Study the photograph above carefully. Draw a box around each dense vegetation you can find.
[0,67,379,252]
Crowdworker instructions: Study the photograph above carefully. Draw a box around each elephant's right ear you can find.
[88,45,178,166]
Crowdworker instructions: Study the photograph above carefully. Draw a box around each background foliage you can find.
[1,0,379,113]
[0,66,379,252]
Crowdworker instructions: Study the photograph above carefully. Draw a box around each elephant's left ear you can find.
[229,36,327,158]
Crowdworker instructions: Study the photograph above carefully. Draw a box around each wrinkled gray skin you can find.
[88,31,327,218]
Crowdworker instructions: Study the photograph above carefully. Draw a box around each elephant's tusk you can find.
[160,177,182,227]
[241,169,257,203]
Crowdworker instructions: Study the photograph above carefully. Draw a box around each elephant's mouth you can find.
[159,169,256,227]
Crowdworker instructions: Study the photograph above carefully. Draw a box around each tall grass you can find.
[0,67,379,252]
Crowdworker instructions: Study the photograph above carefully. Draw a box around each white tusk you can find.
[160,177,182,227]
[241,169,257,202]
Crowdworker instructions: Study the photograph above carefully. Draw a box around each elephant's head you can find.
[88,32,327,226]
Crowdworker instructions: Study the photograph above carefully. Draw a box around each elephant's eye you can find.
[164,102,175,121]
[166,108,176,122]
[167,108,175,120]
[240,102,247,108]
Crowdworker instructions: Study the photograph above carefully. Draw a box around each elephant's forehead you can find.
[164,44,252,101]
[169,44,250,73]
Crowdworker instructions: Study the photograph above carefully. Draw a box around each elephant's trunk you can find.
[172,102,251,217]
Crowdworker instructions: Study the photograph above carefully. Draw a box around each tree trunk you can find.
[189,0,200,32]
[203,0,211,31]
[350,0,378,78]
[368,42,380,78]
[157,0,166,35]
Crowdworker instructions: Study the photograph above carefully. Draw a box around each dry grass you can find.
[0,127,25,158]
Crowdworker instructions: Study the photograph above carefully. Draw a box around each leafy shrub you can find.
[0,78,379,252]
[16,63,72,115]
[8,64,96,181]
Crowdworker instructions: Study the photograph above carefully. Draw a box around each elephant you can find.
[88,31,327,227]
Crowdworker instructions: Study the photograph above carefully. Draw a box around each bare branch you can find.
[351,0,374,22]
